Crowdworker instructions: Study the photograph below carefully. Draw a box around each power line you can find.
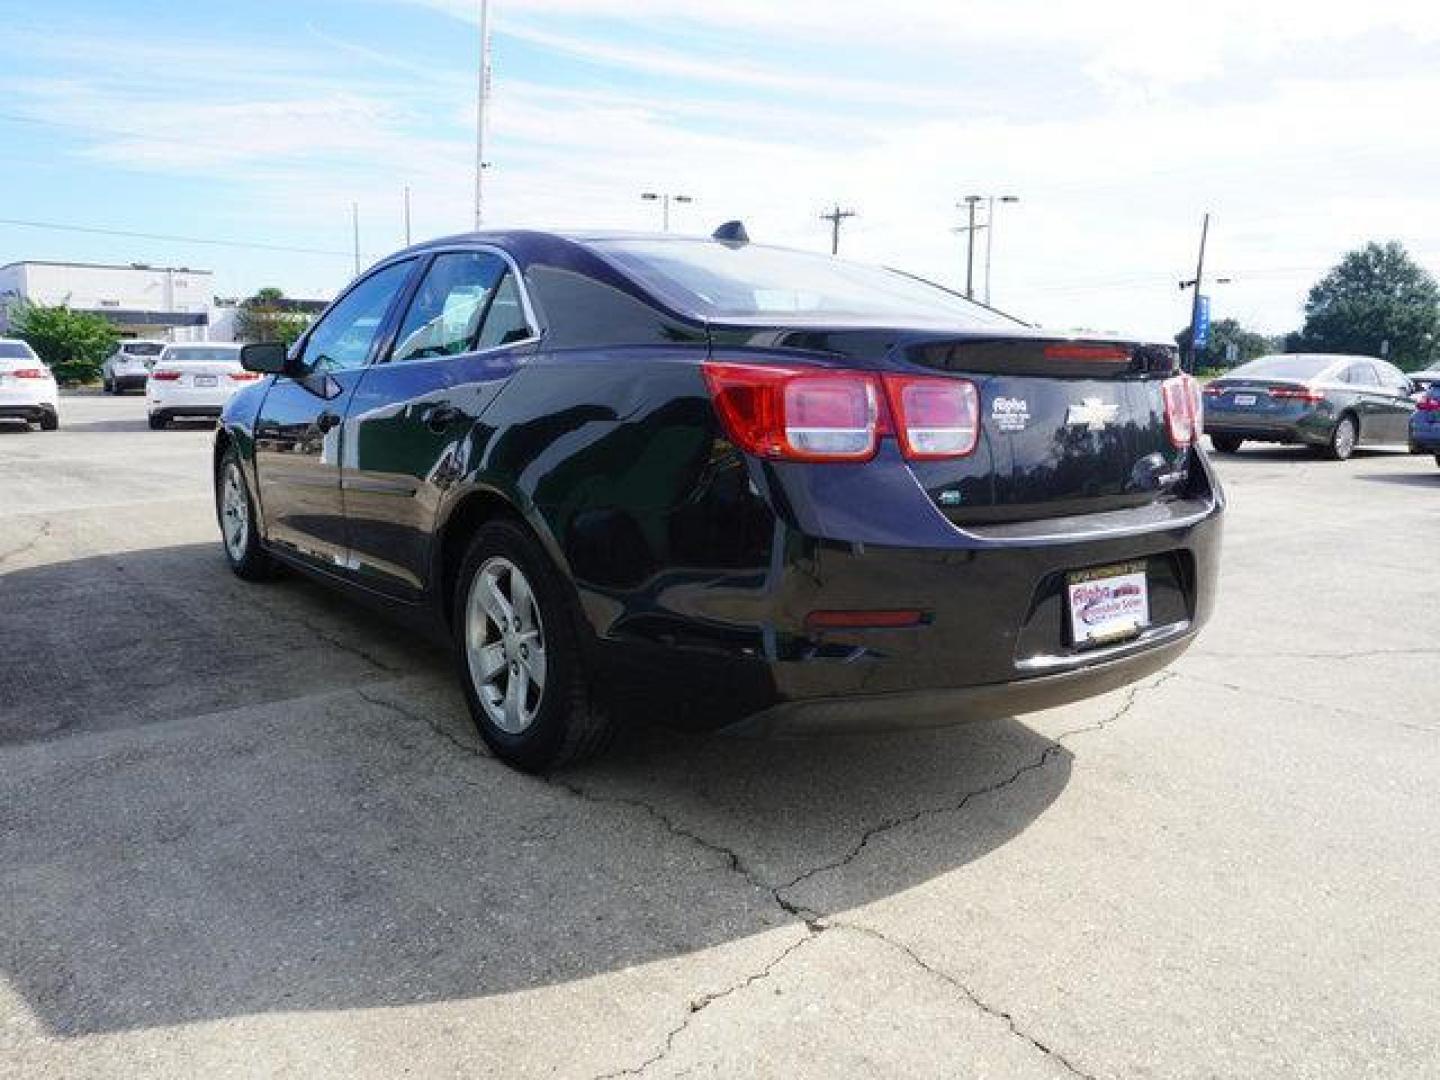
[0,216,361,259]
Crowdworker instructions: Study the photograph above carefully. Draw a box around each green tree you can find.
[1294,241,1439,370]
[1174,318,1273,370]
[234,287,311,346]
[8,301,119,384]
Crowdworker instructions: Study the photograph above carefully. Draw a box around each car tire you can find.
[102,377,113,394]
[1210,435,1243,454]
[452,519,615,772]
[1325,414,1358,461]
[216,448,278,581]
[148,412,167,430]
[1434,455,1440,469]
[38,410,58,431]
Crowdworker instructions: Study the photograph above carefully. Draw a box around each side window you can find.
[1343,363,1379,387]
[474,272,532,351]
[1377,362,1410,392]
[300,259,415,372]
[391,252,507,363]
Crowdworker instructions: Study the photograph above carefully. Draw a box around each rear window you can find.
[164,347,240,363]
[122,343,164,356]
[1229,355,1337,380]
[591,239,1022,327]
[0,342,36,359]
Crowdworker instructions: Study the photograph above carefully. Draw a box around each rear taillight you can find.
[1162,374,1203,447]
[703,363,879,461]
[881,374,979,459]
[229,372,260,382]
[1202,384,1223,397]
[149,370,182,382]
[1269,387,1324,405]
[1417,396,1440,412]
[10,368,45,379]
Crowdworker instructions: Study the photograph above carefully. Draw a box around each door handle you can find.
[315,411,342,433]
[426,404,467,432]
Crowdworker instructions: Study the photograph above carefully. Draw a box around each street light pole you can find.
[1181,212,1210,372]
[352,202,360,276]
[640,192,694,232]
[473,0,491,231]
[983,195,1019,306]
[404,185,412,246]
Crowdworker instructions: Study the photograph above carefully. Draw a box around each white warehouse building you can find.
[0,260,217,341]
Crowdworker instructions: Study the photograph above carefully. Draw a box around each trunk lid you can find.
[708,324,1189,523]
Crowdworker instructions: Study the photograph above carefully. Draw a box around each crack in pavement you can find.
[835,921,1097,1080]
[592,931,820,1080]
[0,519,53,570]
[772,672,1177,903]
[1193,646,1440,661]
[353,673,1174,1079]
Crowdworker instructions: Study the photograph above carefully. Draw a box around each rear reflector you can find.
[228,372,261,382]
[10,368,45,379]
[1161,374,1203,447]
[1268,387,1325,404]
[149,370,182,381]
[805,609,925,630]
[703,362,879,461]
[882,374,979,459]
[1043,343,1132,362]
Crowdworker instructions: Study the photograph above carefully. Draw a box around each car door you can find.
[252,258,418,568]
[1372,361,1417,442]
[1338,362,1385,444]
[342,248,539,598]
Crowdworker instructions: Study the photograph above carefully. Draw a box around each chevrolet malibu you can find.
[214,228,1223,771]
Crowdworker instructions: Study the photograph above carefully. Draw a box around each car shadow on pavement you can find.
[1352,469,1440,487]
[1,543,1073,1038]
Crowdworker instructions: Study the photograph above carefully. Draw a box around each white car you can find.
[146,343,259,429]
[0,338,59,431]
[101,340,167,394]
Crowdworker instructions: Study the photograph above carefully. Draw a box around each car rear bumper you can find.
[148,387,237,414]
[1410,420,1440,452]
[0,403,57,422]
[113,374,148,390]
[1204,415,1330,445]
[593,464,1223,733]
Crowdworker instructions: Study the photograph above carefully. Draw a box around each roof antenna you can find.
[712,220,749,245]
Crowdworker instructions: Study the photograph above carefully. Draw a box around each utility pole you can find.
[640,192,693,232]
[473,0,491,230]
[404,185,412,246]
[820,204,856,255]
[954,195,983,298]
[351,202,360,276]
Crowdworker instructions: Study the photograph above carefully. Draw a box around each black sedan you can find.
[214,227,1223,771]
[1203,353,1416,459]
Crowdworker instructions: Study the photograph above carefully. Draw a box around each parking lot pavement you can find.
[2,392,1438,1079]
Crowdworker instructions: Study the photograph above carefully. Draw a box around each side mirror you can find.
[240,342,297,376]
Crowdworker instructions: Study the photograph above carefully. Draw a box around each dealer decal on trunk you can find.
[991,396,1030,432]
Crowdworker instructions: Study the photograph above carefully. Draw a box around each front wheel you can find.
[1325,415,1358,461]
[216,450,277,580]
[1210,435,1243,454]
[453,520,614,772]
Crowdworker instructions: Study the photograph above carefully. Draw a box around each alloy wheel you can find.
[221,463,249,561]
[465,556,547,734]
[1334,417,1356,459]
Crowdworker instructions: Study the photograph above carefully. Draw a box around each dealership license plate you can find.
[1067,561,1149,646]
[1233,393,1257,406]
[194,375,218,387]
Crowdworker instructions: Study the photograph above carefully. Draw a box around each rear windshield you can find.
[591,239,1022,326]
[1229,355,1338,380]
[164,347,239,363]
[122,343,164,356]
[0,342,36,359]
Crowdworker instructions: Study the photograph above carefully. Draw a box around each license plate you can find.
[1233,393,1257,406]
[1067,561,1149,646]
[194,375,218,388]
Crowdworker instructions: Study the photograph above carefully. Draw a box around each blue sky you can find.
[2,0,1438,338]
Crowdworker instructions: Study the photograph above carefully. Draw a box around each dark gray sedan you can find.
[1203,353,1415,460]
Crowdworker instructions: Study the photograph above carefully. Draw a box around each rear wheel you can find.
[216,449,277,580]
[148,412,167,430]
[102,376,114,394]
[1434,455,1440,469]
[1210,435,1243,454]
[38,410,58,431]
[453,519,614,772]
[1325,414,1358,461]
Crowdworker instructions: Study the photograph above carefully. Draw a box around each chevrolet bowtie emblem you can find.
[1066,397,1119,429]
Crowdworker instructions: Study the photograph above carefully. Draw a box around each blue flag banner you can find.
[1194,295,1211,348]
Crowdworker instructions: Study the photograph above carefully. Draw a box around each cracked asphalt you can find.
[3,393,1439,1079]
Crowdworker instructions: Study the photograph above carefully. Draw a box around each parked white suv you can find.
[102,340,167,394]
[0,338,60,431]
[146,343,259,429]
